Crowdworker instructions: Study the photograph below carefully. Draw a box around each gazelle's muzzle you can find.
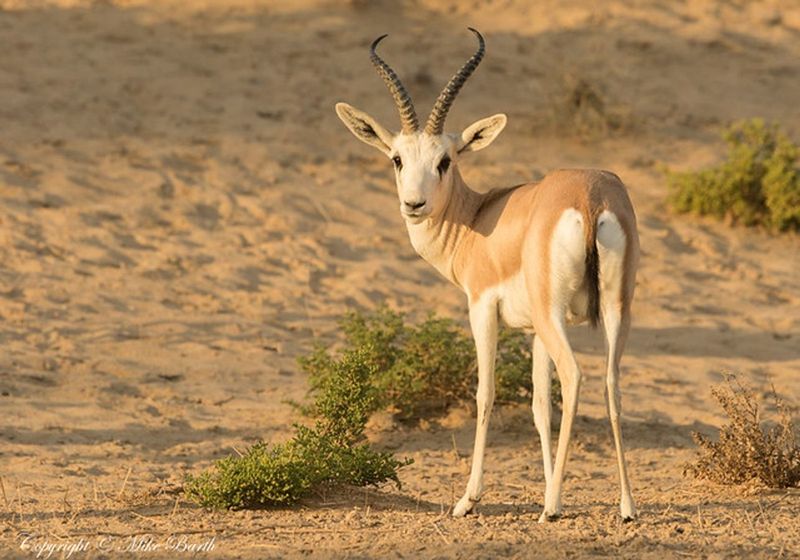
[400,199,429,222]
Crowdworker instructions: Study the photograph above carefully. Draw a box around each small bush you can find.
[542,73,633,140]
[185,348,411,509]
[666,119,800,231]
[300,307,560,422]
[495,328,562,406]
[685,374,800,488]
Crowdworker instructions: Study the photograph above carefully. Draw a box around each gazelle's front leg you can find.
[453,297,499,517]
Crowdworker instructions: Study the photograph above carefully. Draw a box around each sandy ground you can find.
[1,0,799,557]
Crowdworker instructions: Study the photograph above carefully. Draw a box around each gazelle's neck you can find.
[404,167,483,287]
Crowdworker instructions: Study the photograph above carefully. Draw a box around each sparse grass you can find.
[184,348,411,509]
[666,119,800,231]
[299,307,560,423]
[686,374,800,489]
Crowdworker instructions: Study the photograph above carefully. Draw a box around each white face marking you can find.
[390,133,456,224]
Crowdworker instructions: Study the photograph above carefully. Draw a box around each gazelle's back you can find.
[456,169,637,302]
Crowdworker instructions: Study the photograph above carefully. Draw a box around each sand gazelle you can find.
[334,28,639,522]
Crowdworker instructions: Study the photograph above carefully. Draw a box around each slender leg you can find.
[452,298,498,517]
[602,306,636,520]
[596,209,637,520]
[531,335,554,490]
[534,317,581,523]
[527,208,586,522]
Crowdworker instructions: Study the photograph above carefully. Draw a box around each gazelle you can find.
[335,28,639,522]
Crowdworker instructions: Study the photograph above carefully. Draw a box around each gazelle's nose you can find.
[403,200,426,211]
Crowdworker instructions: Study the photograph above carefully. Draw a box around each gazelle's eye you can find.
[437,155,451,176]
[392,155,402,170]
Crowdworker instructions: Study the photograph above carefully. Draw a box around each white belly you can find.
[496,272,534,329]
[496,277,589,328]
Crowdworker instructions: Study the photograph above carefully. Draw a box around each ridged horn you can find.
[370,34,419,134]
[424,28,485,136]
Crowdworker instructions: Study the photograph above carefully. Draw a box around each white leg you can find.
[596,209,636,520]
[602,307,636,520]
[453,298,498,517]
[532,207,587,522]
[531,335,554,489]
[535,317,581,523]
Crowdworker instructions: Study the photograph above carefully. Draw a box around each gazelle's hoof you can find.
[621,498,637,522]
[539,492,561,523]
[538,511,561,523]
[452,495,477,517]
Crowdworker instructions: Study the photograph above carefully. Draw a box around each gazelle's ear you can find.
[335,102,394,156]
[457,114,507,154]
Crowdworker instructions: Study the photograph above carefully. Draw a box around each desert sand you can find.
[1,0,799,558]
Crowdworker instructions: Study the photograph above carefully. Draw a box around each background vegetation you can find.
[686,375,800,489]
[300,307,560,422]
[666,119,800,232]
[185,348,412,509]
[186,308,561,509]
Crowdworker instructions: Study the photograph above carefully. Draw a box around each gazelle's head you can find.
[336,28,506,224]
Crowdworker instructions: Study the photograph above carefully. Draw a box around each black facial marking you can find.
[437,155,451,176]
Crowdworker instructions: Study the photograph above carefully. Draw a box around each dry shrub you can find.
[547,74,632,140]
[565,78,610,137]
[686,374,800,488]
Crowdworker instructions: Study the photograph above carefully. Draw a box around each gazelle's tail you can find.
[585,221,601,329]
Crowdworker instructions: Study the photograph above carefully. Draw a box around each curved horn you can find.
[370,35,419,134]
[424,28,485,136]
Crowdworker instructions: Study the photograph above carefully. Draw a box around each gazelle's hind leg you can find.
[531,335,554,489]
[597,210,636,520]
[531,208,587,522]
[534,317,581,522]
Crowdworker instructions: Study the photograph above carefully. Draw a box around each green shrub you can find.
[300,307,560,422]
[496,328,561,406]
[685,374,800,488]
[185,348,411,509]
[763,135,800,231]
[666,119,800,231]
